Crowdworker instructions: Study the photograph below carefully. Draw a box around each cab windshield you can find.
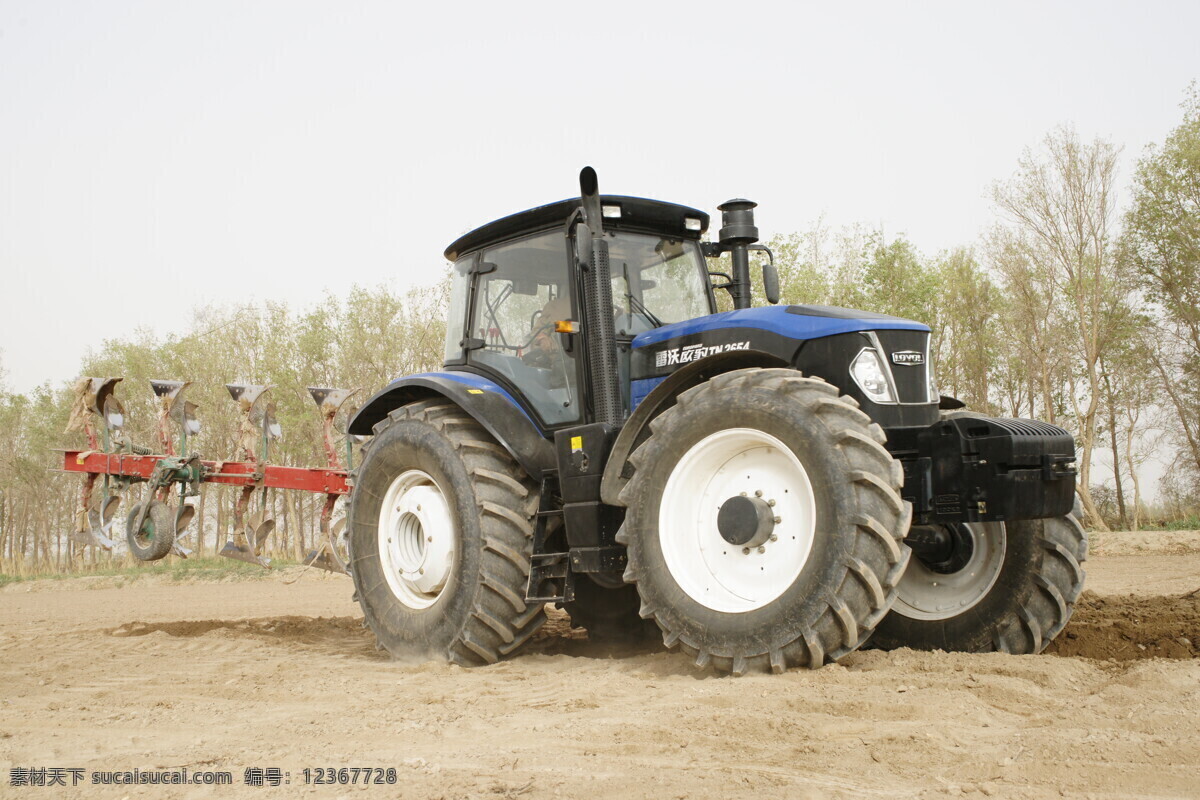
[607,233,712,335]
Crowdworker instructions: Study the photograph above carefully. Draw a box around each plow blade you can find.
[302,547,347,574]
[73,494,121,550]
[219,539,272,569]
[151,379,189,402]
[308,387,357,418]
[304,518,350,575]
[170,505,196,558]
[219,514,275,569]
[84,377,123,416]
[225,383,271,410]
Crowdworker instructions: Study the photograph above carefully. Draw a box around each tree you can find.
[1123,83,1200,491]
[929,248,999,412]
[991,127,1124,529]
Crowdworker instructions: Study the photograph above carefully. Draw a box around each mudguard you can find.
[600,350,789,506]
[348,372,555,481]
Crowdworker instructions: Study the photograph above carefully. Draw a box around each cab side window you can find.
[469,232,580,427]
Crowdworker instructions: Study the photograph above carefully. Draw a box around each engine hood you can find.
[631,304,929,349]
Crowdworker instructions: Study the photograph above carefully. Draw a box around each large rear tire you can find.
[616,368,910,674]
[348,400,545,665]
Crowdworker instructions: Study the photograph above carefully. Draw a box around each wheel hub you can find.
[717,495,776,547]
[893,521,1006,621]
[905,524,974,574]
[658,428,816,613]
[378,470,455,609]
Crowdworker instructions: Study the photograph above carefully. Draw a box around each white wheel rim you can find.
[377,470,456,610]
[893,522,1006,620]
[659,428,817,613]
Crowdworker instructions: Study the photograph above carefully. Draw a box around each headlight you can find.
[850,348,895,404]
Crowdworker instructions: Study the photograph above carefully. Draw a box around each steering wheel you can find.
[521,328,557,365]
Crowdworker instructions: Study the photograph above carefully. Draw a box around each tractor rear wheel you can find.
[348,400,545,665]
[870,512,1086,654]
[616,368,910,674]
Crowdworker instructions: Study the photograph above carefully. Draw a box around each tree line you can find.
[1,87,1197,573]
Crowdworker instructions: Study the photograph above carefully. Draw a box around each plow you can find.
[61,377,360,575]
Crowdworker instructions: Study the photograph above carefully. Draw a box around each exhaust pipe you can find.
[718,199,759,310]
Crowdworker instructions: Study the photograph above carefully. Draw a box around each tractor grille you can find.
[874,330,932,404]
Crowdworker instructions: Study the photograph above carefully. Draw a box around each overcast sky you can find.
[1,0,1197,395]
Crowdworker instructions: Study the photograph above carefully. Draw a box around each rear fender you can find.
[600,350,789,506]
[349,373,555,481]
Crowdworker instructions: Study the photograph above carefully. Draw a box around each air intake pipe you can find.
[577,167,623,425]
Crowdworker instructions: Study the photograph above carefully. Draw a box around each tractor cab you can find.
[442,195,716,429]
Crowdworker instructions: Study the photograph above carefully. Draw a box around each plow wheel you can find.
[125,500,176,561]
[616,368,910,675]
[348,400,546,665]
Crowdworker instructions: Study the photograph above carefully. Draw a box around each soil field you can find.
[1,530,1198,799]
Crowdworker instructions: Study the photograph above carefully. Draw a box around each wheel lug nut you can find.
[427,536,433,543]
[416,504,422,511]
[740,492,747,497]
[770,534,778,542]
[757,546,766,554]
[768,499,776,507]
[742,547,750,555]
[774,516,782,524]
[754,490,763,497]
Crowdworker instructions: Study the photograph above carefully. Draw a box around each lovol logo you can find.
[891,350,925,366]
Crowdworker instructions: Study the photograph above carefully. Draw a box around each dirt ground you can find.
[1,530,1197,799]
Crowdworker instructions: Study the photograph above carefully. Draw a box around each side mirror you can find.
[762,261,780,305]
[748,244,780,305]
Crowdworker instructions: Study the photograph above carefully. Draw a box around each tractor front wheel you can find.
[616,368,910,674]
[870,513,1087,654]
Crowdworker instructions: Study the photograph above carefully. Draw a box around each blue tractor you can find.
[346,168,1085,674]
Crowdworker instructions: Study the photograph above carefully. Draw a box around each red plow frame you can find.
[59,378,360,574]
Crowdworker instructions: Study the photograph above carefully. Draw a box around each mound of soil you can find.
[1047,590,1200,660]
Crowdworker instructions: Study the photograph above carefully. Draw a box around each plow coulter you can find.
[60,377,362,575]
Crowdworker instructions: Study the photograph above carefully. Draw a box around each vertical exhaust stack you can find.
[718,199,759,310]
[578,167,622,425]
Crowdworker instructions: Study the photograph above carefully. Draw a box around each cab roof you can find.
[444,195,710,261]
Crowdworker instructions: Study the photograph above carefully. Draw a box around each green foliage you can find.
[1121,82,1200,498]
